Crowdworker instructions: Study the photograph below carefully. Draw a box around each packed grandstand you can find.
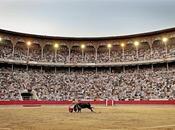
[0,28,175,101]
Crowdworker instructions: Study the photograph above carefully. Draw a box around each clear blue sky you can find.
[0,0,175,37]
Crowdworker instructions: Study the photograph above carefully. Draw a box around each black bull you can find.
[73,103,94,112]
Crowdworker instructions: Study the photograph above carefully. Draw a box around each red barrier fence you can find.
[114,100,175,105]
[0,100,175,105]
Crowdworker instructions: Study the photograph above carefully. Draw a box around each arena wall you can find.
[0,100,175,106]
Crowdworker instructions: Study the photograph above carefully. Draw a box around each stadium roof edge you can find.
[0,27,175,41]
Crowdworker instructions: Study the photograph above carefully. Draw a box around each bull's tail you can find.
[89,106,95,112]
[87,103,95,112]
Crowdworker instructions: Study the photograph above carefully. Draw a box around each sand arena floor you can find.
[0,105,175,130]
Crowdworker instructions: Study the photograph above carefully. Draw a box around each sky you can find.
[0,0,175,37]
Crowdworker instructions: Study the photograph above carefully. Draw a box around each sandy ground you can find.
[0,105,175,130]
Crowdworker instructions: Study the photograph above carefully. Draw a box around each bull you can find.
[69,102,94,113]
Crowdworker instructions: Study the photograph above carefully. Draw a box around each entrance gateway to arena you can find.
[20,89,38,100]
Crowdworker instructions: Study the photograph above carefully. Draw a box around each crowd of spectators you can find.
[0,66,175,101]
[0,42,13,59]
[0,39,175,63]
[0,39,175,101]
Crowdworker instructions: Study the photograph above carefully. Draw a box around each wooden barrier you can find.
[0,100,175,105]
